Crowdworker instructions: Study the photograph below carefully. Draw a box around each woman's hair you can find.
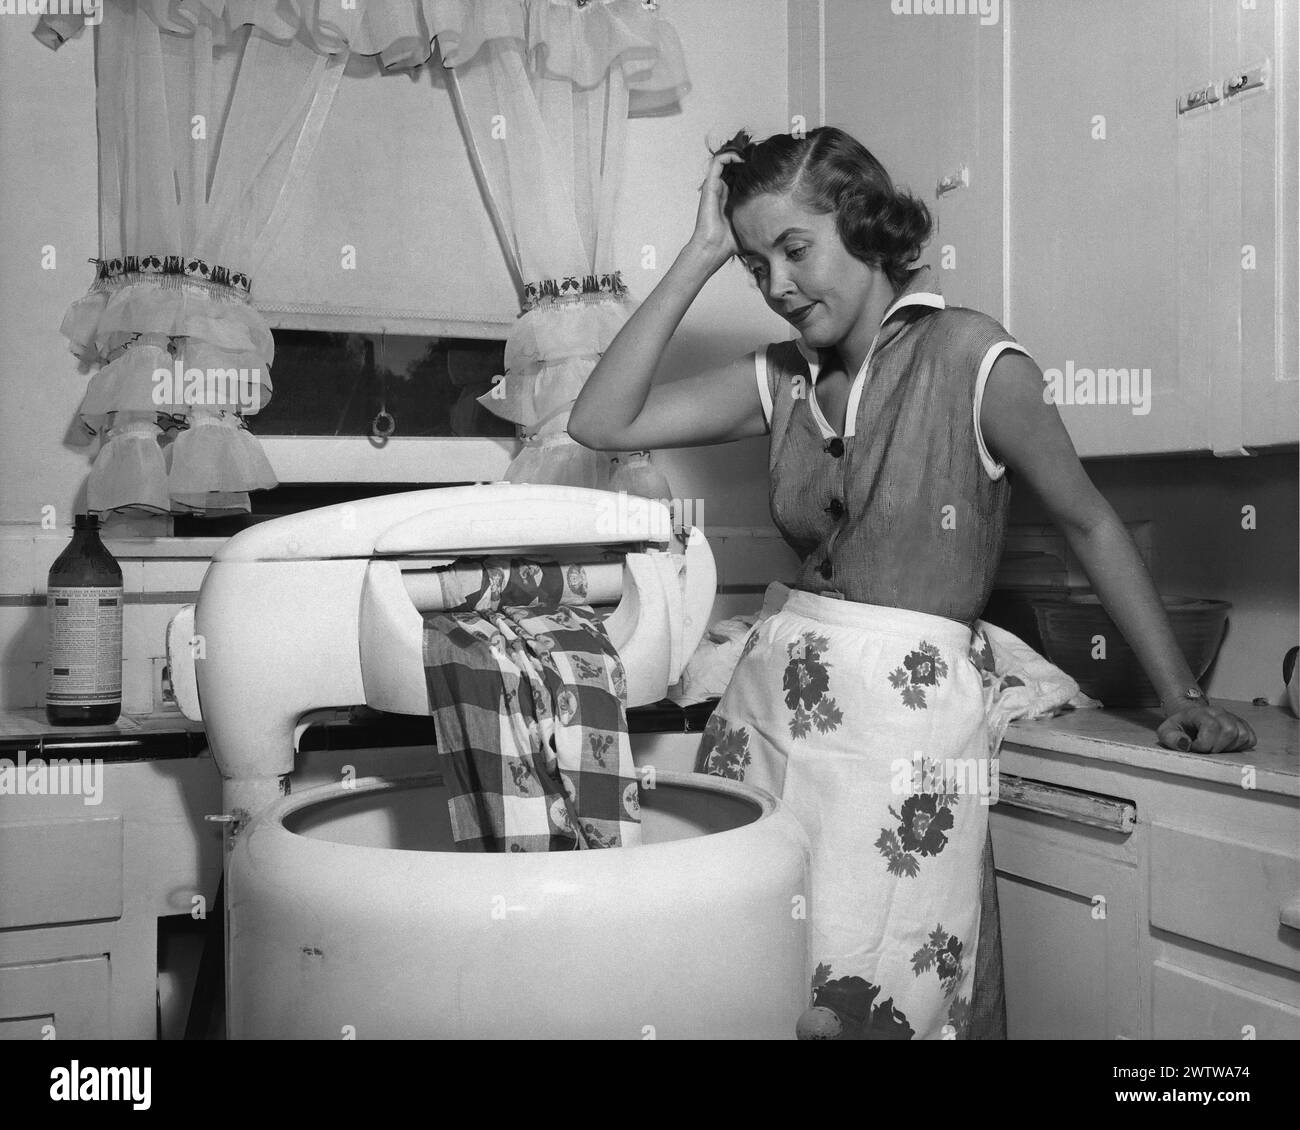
[715,127,932,290]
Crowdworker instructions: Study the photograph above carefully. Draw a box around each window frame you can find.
[254,314,522,484]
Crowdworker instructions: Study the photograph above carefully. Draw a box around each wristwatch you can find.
[1164,686,1208,708]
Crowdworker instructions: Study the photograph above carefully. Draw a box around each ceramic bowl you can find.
[1031,593,1230,707]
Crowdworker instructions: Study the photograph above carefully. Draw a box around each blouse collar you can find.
[794,266,945,382]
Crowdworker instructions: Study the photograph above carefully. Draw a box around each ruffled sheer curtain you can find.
[40,1,352,514]
[438,0,689,489]
[37,0,689,508]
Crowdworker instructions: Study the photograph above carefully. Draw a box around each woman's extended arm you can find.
[568,151,769,452]
[980,351,1257,754]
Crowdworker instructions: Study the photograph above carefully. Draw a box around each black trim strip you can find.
[0,729,209,762]
[0,699,722,761]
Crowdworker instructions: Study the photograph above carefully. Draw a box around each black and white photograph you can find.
[0,0,1296,1102]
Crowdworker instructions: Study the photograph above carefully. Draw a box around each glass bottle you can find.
[46,513,123,725]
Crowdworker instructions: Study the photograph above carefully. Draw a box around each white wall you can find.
[612,0,799,616]
[1011,451,1300,707]
[0,14,100,529]
[614,0,793,532]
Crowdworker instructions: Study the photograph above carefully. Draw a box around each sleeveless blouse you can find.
[756,268,1031,625]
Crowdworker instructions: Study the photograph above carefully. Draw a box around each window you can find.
[252,328,520,485]
[252,331,515,440]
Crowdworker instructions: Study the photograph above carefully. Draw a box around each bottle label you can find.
[46,586,123,704]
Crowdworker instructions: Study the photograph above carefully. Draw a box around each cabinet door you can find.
[1009,0,1201,457]
[1177,0,1298,454]
[1010,0,1295,455]
[797,1,1290,455]
[931,14,1006,318]
[1233,0,1298,448]
[816,3,1003,316]
[991,809,1143,1039]
[820,2,946,202]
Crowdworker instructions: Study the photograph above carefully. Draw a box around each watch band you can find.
[1164,686,1207,708]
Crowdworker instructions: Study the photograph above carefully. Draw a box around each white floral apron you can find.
[696,589,995,1040]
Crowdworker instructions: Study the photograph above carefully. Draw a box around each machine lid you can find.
[211,484,673,563]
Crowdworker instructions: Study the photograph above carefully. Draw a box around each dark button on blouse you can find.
[825,498,845,519]
[818,559,833,580]
[824,437,845,457]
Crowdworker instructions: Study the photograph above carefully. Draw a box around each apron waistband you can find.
[781,588,976,651]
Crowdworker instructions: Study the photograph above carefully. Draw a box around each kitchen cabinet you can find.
[0,753,223,1039]
[0,733,432,1038]
[791,0,1298,457]
[1009,0,1196,456]
[991,783,1143,1039]
[0,957,111,1040]
[993,701,1300,1040]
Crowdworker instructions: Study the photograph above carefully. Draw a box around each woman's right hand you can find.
[687,150,745,272]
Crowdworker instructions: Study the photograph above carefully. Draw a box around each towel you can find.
[966,618,1102,755]
[674,581,1100,748]
[670,581,803,706]
[424,599,641,852]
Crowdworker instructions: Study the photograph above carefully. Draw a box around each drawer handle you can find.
[997,773,1136,834]
[1281,896,1300,931]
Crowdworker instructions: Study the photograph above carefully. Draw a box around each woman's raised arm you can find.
[568,150,768,451]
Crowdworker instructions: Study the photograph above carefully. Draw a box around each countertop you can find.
[0,707,209,760]
[2,700,1295,795]
[1003,699,1299,797]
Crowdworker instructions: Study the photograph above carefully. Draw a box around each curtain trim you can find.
[522,271,626,310]
[91,253,252,293]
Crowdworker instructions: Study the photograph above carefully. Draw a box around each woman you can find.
[568,127,1255,1039]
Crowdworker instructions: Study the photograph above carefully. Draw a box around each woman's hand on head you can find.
[687,150,745,272]
[1156,701,1257,754]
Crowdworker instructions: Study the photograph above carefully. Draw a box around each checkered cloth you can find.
[423,599,641,853]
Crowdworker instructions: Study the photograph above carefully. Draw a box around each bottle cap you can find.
[73,513,100,530]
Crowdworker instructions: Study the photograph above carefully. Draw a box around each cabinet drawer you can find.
[0,816,123,928]
[1149,824,1300,972]
[1152,961,1300,1040]
[0,955,112,1039]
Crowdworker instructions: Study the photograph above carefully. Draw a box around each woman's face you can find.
[729,191,878,352]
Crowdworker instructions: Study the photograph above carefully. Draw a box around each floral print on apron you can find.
[698,589,994,1039]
